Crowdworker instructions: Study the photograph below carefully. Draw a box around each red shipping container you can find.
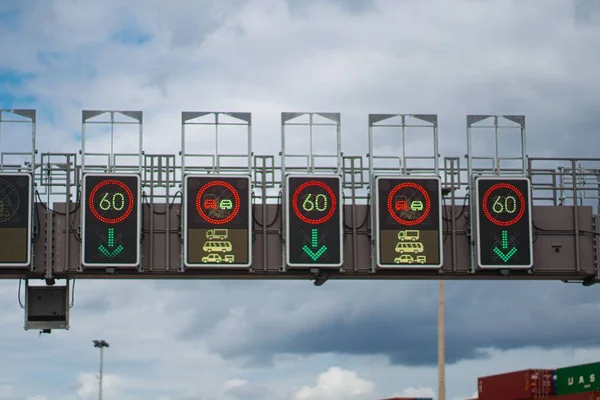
[478,369,555,400]
[549,390,600,399]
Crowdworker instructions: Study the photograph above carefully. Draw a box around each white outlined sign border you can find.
[183,174,253,268]
[285,174,344,268]
[81,173,142,268]
[0,172,33,267]
[374,175,444,269]
[474,176,534,269]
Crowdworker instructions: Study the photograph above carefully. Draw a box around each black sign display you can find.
[285,175,343,267]
[0,173,32,267]
[81,174,141,267]
[183,175,252,267]
[475,177,533,268]
[375,176,443,268]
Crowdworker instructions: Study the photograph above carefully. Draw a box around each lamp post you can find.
[93,340,109,400]
[438,187,453,400]
[438,280,445,400]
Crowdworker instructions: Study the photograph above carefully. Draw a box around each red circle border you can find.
[89,179,134,224]
[481,182,526,227]
[292,180,337,225]
[386,182,431,226]
[195,180,241,225]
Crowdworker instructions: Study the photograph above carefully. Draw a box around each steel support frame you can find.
[0,109,36,272]
[466,115,528,273]
[367,114,440,273]
[180,112,253,272]
[280,112,342,275]
[79,110,144,272]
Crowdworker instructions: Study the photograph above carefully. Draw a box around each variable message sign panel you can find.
[475,176,533,268]
[285,175,343,267]
[375,176,443,268]
[0,173,32,267]
[183,175,252,267]
[81,174,141,267]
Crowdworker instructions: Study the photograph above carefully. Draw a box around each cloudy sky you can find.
[1,0,600,399]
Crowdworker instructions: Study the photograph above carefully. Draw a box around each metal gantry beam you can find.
[0,110,597,285]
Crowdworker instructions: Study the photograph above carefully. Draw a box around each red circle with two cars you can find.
[195,180,240,225]
[386,182,431,226]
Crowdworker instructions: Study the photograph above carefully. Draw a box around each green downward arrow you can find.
[98,228,124,258]
[492,230,517,262]
[302,229,328,261]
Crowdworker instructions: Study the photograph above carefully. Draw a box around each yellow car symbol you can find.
[410,201,424,211]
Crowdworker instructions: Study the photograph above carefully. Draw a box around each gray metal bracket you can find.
[81,110,143,174]
[0,109,36,173]
[180,111,252,175]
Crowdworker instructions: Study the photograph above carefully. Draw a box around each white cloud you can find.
[392,386,436,397]
[76,372,122,400]
[291,367,375,400]
[224,378,249,390]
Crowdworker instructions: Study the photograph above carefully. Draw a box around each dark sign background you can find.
[0,174,31,265]
[376,177,442,266]
[185,176,251,265]
[82,175,140,266]
[286,176,342,266]
[476,178,533,267]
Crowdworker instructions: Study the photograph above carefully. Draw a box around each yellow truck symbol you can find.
[206,229,228,240]
[398,230,420,241]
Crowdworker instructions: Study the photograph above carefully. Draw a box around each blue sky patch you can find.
[110,25,152,45]
[0,5,20,30]
[0,69,36,109]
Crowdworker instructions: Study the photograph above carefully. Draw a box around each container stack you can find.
[554,361,600,396]
[376,398,433,400]
[474,361,600,400]
[478,369,555,399]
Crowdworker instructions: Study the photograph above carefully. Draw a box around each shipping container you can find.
[478,369,555,400]
[556,362,600,395]
[547,390,600,399]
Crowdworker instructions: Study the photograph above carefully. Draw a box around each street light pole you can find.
[438,280,445,400]
[93,340,109,400]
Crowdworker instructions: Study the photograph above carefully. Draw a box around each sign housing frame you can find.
[81,173,142,268]
[285,173,344,268]
[182,174,253,268]
[374,175,444,269]
[474,175,534,269]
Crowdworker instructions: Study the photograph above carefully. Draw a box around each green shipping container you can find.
[557,361,600,395]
